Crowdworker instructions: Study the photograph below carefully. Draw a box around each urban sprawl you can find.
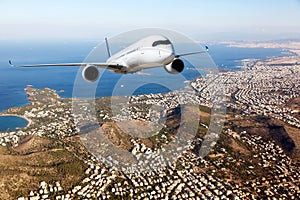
[0,54,299,199]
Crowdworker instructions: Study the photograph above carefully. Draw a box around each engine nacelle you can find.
[164,59,184,74]
[82,65,99,82]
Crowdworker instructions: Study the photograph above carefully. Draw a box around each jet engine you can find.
[164,59,184,74]
[82,65,99,82]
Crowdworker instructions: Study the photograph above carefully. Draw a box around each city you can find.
[0,50,299,199]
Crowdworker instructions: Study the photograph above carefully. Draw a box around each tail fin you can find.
[105,37,111,58]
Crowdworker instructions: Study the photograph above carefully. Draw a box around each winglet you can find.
[8,60,14,67]
[205,45,209,52]
[105,37,111,58]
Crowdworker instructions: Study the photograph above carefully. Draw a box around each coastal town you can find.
[191,59,300,128]
[0,46,299,199]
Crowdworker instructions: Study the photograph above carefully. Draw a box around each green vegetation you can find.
[199,104,211,114]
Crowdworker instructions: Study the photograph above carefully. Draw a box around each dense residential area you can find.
[0,52,299,199]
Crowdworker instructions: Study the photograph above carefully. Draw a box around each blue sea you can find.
[0,40,289,131]
[0,116,29,132]
[0,40,287,114]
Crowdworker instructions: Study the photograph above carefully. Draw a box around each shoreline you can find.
[0,42,299,119]
[220,41,300,56]
[0,114,32,130]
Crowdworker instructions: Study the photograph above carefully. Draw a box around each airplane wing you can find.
[175,45,209,58]
[9,61,128,73]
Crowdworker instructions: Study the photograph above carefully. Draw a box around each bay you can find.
[0,116,29,132]
[0,40,288,113]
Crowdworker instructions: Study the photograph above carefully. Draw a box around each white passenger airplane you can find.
[10,35,208,82]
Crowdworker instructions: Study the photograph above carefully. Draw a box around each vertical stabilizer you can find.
[105,37,112,58]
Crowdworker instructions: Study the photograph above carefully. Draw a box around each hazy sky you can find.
[1,0,300,41]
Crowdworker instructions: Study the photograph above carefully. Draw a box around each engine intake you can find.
[82,65,99,82]
[164,59,184,74]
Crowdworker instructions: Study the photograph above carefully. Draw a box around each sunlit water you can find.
[0,41,287,112]
[0,116,28,132]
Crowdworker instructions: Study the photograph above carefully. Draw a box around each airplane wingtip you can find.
[8,60,19,68]
[8,60,14,67]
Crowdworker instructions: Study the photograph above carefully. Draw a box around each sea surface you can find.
[0,40,288,131]
[0,115,29,132]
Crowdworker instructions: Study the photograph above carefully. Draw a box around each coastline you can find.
[220,40,300,56]
[0,114,32,130]
[0,41,298,131]
[0,42,294,113]
[0,42,299,198]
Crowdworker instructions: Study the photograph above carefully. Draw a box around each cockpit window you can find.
[152,39,172,47]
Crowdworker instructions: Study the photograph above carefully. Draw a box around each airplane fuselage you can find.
[13,34,208,82]
[107,35,175,73]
